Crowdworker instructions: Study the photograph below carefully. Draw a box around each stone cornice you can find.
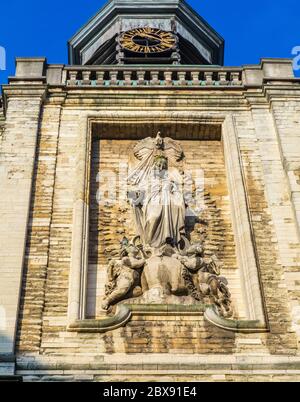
[16,353,300,372]
[0,85,47,117]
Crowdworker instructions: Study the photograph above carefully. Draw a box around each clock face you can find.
[119,27,177,54]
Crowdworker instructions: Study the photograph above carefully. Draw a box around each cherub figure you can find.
[175,244,232,316]
[102,241,145,310]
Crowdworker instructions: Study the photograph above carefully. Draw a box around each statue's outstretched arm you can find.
[122,256,145,270]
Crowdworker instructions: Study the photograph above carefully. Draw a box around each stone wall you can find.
[0,58,299,381]
[17,102,63,352]
[14,91,299,365]
[270,99,300,339]
[0,84,46,370]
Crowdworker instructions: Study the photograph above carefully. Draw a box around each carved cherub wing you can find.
[133,137,156,160]
[163,137,185,164]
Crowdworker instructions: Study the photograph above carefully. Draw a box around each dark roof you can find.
[68,0,224,66]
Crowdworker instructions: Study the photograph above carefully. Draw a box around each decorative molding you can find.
[128,304,206,315]
[222,115,267,326]
[67,118,91,323]
[68,305,132,333]
[67,303,267,334]
[68,304,206,334]
[204,306,268,334]
[67,110,268,333]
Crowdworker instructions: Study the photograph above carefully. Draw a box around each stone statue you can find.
[175,245,232,317]
[102,240,145,310]
[127,132,186,248]
[102,132,233,318]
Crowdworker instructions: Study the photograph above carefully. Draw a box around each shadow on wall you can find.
[120,315,236,355]
[0,306,12,361]
[0,308,22,382]
[87,139,101,318]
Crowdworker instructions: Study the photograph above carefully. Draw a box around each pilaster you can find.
[0,58,47,373]
[245,77,300,343]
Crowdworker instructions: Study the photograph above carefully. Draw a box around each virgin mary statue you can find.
[127,132,186,249]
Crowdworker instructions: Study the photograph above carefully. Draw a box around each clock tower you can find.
[68,0,224,65]
[1,0,300,384]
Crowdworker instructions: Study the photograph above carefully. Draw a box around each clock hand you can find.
[137,33,163,41]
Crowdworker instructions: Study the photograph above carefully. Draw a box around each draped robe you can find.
[127,141,186,249]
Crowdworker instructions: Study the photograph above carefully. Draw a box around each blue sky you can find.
[0,0,300,84]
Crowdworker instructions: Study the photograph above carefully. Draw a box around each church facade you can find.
[1,0,300,382]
